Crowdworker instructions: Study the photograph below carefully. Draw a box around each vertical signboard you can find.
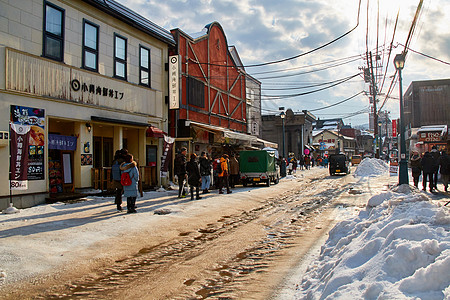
[160,135,175,178]
[10,106,45,182]
[10,124,31,190]
[169,55,180,109]
[392,119,397,137]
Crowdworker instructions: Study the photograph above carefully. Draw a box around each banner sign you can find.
[169,55,180,110]
[392,119,397,137]
[418,132,442,142]
[10,124,30,190]
[11,106,45,181]
[48,134,77,151]
[160,135,175,178]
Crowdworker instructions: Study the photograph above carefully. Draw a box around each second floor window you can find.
[83,20,99,71]
[139,46,150,87]
[114,34,127,80]
[43,2,64,61]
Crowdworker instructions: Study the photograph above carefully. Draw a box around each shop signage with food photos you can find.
[10,106,45,180]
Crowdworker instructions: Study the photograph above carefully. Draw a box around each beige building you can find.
[0,0,175,209]
[312,129,356,158]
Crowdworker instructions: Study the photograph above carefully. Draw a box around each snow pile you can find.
[296,188,450,299]
[354,158,389,177]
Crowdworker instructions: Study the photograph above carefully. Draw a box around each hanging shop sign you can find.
[169,55,180,110]
[160,135,175,178]
[10,105,45,182]
[48,134,77,151]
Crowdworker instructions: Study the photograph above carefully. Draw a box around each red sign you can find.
[392,119,397,137]
[419,132,441,142]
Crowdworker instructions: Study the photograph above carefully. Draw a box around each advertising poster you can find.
[10,106,45,181]
[160,135,175,178]
[10,124,30,190]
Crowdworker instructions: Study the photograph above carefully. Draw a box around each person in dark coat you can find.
[438,150,450,192]
[430,146,441,189]
[174,147,188,198]
[186,153,202,200]
[229,154,240,188]
[111,150,125,211]
[409,150,422,188]
[421,151,435,192]
[199,152,211,194]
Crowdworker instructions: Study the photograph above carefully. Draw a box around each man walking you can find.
[421,151,435,192]
[174,147,188,198]
[218,154,232,194]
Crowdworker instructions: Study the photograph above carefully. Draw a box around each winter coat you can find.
[121,163,139,197]
[431,149,440,172]
[111,160,122,181]
[410,154,422,177]
[438,152,450,175]
[218,157,229,177]
[174,153,187,175]
[421,152,435,174]
[186,159,201,186]
[229,157,239,175]
[199,156,211,176]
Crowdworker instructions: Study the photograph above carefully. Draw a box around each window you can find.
[114,34,127,80]
[187,77,205,108]
[82,20,99,71]
[43,2,64,61]
[139,45,150,87]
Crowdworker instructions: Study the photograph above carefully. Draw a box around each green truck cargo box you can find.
[239,150,280,187]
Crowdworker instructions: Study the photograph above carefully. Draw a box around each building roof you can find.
[83,0,176,46]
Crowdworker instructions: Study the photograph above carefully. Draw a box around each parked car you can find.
[329,154,350,175]
[351,155,362,165]
[239,150,280,187]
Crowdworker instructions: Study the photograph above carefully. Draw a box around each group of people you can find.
[410,146,450,192]
[174,148,238,200]
[282,154,323,174]
[111,149,139,213]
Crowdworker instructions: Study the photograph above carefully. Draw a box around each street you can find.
[1,167,393,299]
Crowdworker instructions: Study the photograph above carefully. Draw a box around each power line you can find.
[308,91,364,112]
[398,43,450,66]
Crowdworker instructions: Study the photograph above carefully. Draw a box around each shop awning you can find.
[146,126,166,138]
[256,138,278,149]
[190,121,257,145]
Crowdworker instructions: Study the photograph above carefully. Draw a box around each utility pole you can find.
[368,51,379,158]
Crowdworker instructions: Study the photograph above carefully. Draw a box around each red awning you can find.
[146,126,166,138]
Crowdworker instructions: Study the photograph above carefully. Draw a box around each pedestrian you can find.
[120,154,139,213]
[299,155,304,170]
[174,147,188,198]
[421,151,435,192]
[304,155,311,170]
[218,154,232,194]
[199,152,211,194]
[279,156,287,177]
[431,146,441,189]
[229,154,240,188]
[323,156,329,168]
[212,156,221,189]
[111,150,125,211]
[410,150,422,188]
[311,156,315,168]
[186,153,202,200]
[292,156,297,173]
[287,153,294,175]
[438,150,450,192]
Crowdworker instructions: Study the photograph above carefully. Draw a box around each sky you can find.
[116,0,450,127]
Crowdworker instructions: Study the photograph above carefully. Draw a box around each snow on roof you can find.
[189,27,208,39]
[417,125,447,134]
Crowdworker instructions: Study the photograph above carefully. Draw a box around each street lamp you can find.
[280,111,286,158]
[394,53,408,185]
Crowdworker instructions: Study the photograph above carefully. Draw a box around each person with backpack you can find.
[218,154,232,194]
[174,147,188,198]
[120,154,139,213]
[186,153,202,200]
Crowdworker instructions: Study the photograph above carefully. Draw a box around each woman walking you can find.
[199,152,211,194]
[186,153,202,200]
[120,154,139,213]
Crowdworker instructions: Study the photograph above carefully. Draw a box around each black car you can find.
[329,154,350,175]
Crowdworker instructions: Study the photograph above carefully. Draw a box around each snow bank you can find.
[354,158,389,177]
[296,188,450,299]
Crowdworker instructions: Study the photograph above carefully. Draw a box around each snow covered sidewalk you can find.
[295,159,450,300]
